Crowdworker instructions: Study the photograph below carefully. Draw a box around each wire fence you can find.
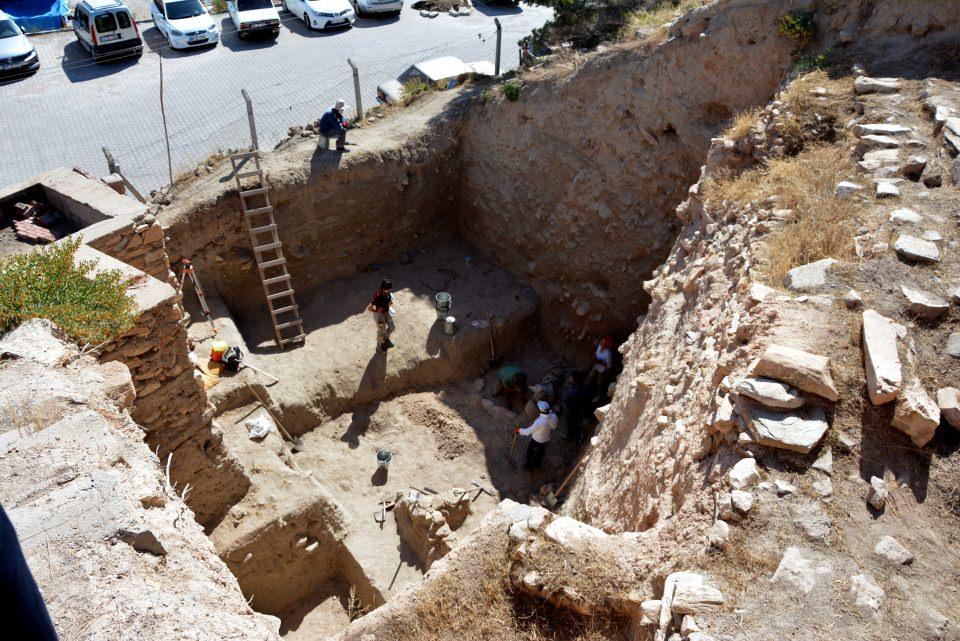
[1,9,526,192]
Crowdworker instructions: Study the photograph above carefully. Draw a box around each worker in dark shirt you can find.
[366,279,395,353]
[318,99,350,151]
[563,370,591,444]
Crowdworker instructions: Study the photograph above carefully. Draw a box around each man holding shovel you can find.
[514,401,557,470]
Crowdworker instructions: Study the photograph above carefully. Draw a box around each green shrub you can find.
[210,0,228,14]
[0,238,136,346]
[777,10,815,46]
[500,80,522,102]
[401,78,433,105]
[794,52,828,72]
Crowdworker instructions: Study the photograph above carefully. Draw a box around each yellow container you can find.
[210,340,229,362]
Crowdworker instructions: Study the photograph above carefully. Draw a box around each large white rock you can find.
[868,476,888,510]
[544,516,608,546]
[876,181,901,198]
[862,310,903,405]
[947,333,960,358]
[852,123,911,137]
[892,381,941,447]
[783,258,836,292]
[709,393,737,433]
[752,344,839,401]
[857,134,901,153]
[706,520,730,549]
[730,490,753,514]
[729,458,759,490]
[850,574,885,619]
[874,535,914,565]
[734,377,804,409]
[740,404,829,454]
[901,286,949,319]
[889,208,922,224]
[937,387,960,429]
[859,148,900,172]
[0,319,76,367]
[835,181,864,198]
[854,76,901,94]
[748,282,778,304]
[893,235,940,262]
[669,574,725,615]
[771,546,832,594]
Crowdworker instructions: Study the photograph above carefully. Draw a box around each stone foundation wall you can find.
[81,213,176,288]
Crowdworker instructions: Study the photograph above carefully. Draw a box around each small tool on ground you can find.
[178,258,217,339]
[240,362,279,385]
[471,480,494,497]
[485,310,501,368]
[374,501,386,527]
[507,428,518,469]
[245,382,303,452]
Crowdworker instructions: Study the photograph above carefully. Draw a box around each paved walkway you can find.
[0,3,550,190]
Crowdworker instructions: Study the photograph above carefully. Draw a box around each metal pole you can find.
[241,89,259,151]
[159,52,174,188]
[102,146,119,174]
[494,18,502,76]
[347,58,363,121]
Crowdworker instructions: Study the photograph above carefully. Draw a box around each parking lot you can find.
[0,3,550,190]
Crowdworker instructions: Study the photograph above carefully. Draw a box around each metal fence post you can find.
[494,18,502,76]
[241,89,259,151]
[348,58,363,121]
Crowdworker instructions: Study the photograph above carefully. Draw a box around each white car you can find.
[150,0,219,49]
[282,0,355,30]
[227,0,280,39]
[0,9,39,79]
[351,0,402,17]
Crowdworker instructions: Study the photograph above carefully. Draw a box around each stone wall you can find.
[77,245,248,529]
[79,213,176,288]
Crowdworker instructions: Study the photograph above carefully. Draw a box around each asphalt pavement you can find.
[0,3,550,190]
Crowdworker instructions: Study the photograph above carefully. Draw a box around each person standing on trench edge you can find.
[515,401,558,470]
[367,279,395,353]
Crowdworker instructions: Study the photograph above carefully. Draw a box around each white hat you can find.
[334,99,346,111]
[537,401,550,413]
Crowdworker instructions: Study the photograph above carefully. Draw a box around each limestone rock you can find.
[752,344,839,401]
[710,393,736,433]
[94,361,136,409]
[783,258,836,292]
[771,546,833,594]
[893,235,940,262]
[116,527,167,556]
[860,148,900,172]
[862,310,903,405]
[812,447,833,476]
[937,388,960,429]
[902,155,928,179]
[874,535,914,565]
[835,181,864,198]
[901,286,949,319]
[730,489,753,515]
[857,134,901,154]
[889,208,922,224]
[729,458,759,490]
[640,599,661,624]
[775,479,797,496]
[876,181,901,198]
[748,282,777,304]
[842,289,863,309]
[868,476,888,510]
[945,333,960,359]
[849,574,884,619]
[852,123,911,137]
[670,576,724,615]
[892,381,941,447]
[706,520,729,549]
[813,477,833,501]
[734,377,804,409]
[0,319,76,367]
[854,76,901,94]
[544,517,607,546]
[739,403,829,454]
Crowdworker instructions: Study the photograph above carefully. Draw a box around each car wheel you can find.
[281,0,287,11]
[303,12,311,29]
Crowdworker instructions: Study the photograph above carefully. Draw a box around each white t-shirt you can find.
[594,346,613,373]
[519,413,558,443]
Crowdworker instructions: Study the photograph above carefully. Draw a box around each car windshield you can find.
[166,0,206,19]
[0,19,21,38]
[237,0,274,10]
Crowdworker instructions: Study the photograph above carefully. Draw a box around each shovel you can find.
[486,310,501,368]
[246,383,304,452]
[507,429,518,469]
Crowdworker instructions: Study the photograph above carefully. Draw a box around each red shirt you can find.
[371,289,392,313]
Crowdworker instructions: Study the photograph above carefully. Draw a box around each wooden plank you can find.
[271,304,299,315]
[266,289,295,300]
[254,241,283,253]
[262,274,291,286]
[249,223,277,235]
[258,257,287,270]
[243,205,273,216]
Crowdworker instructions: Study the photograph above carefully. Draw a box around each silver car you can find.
[0,10,39,79]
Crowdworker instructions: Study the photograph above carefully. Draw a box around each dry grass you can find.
[723,108,761,141]
[776,70,854,151]
[618,0,709,42]
[707,144,863,285]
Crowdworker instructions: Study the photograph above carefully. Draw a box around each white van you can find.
[228,0,281,39]
[72,0,143,61]
[151,0,220,50]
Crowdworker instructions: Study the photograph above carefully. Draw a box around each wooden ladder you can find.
[230,151,305,349]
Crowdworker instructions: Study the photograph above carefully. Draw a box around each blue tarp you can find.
[0,0,68,33]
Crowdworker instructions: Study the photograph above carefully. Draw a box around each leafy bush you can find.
[500,80,522,102]
[793,52,828,73]
[209,0,228,14]
[777,10,815,46]
[0,238,136,346]
[401,78,434,105]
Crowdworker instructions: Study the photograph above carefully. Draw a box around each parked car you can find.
[0,9,40,78]
[351,0,402,17]
[71,0,143,61]
[227,0,281,39]
[151,0,220,49]
[377,56,493,104]
[282,0,355,30]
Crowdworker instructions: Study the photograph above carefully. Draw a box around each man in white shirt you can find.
[515,401,558,470]
[585,336,615,392]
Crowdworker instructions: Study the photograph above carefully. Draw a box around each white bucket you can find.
[444,316,456,335]
[376,449,392,470]
[435,292,452,320]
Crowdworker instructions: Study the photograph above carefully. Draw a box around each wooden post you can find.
[241,89,259,151]
[347,58,363,121]
[494,18,502,76]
